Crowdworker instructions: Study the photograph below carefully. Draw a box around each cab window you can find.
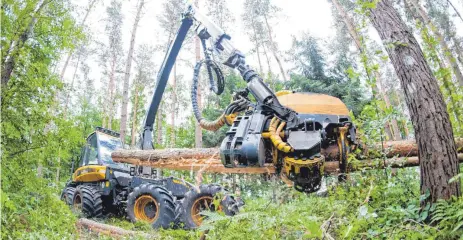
[82,134,99,165]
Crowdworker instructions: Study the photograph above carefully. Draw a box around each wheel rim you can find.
[191,196,221,226]
[337,126,350,181]
[134,195,159,223]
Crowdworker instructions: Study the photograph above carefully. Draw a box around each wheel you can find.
[338,128,350,182]
[61,186,76,205]
[126,183,175,229]
[180,184,239,229]
[72,185,103,218]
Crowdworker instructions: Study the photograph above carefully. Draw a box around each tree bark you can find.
[59,0,98,81]
[409,0,463,87]
[367,0,461,205]
[263,14,287,81]
[120,0,144,142]
[77,218,152,238]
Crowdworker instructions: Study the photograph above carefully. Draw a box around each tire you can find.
[180,184,239,229]
[72,185,103,218]
[126,183,176,229]
[61,187,76,206]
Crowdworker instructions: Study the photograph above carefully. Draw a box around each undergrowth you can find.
[102,167,463,239]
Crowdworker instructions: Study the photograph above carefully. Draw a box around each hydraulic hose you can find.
[268,117,293,153]
[191,58,234,131]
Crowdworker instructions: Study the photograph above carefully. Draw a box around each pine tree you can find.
[366,0,461,206]
[102,0,124,129]
[120,0,145,143]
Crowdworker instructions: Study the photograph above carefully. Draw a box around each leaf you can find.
[449,173,463,184]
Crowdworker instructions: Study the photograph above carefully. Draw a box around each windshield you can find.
[97,133,122,164]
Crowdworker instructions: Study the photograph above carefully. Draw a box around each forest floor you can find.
[75,167,463,239]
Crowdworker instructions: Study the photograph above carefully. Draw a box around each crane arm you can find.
[140,4,297,150]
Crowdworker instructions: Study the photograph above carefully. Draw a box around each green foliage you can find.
[432,197,463,237]
[202,72,247,147]
[1,0,89,238]
[103,168,463,239]
[287,33,368,116]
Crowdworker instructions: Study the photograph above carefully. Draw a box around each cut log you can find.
[113,139,463,162]
[113,146,462,174]
[76,218,153,238]
[380,138,463,158]
[112,148,275,174]
[325,154,463,172]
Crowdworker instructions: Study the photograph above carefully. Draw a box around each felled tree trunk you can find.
[112,139,463,174]
[112,146,463,174]
[76,218,153,238]
[113,148,275,174]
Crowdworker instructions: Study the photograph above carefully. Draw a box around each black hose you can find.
[201,38,224,95]
[191,59,225,123]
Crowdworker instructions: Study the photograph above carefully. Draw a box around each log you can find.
[76,218,153,238]
[111,139,463,174]
[380,138,463,158]
[325,154,463,172]
[112,148,275,174]
[113,147,463,175]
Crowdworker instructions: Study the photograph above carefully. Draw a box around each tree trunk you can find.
[251,24,264,75]
[331,0,363,50]
[447,0,463,22]
[59,0,98,81]
[263,14,287,81]
[451,35,463,66]
[108,55,117,130]
[409,0,463,87]
[332,0,401,140]
[377,72,402,140]
[194,1,203,148]
[131,90,139,146]
[63,53,82,118]
[1,0,47,88]
[111,146,463,174]
[170,63,177,148]
[77,218,152,238]
[120,0,144,142]
[368,0,461,205]
[156,101,163,146]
